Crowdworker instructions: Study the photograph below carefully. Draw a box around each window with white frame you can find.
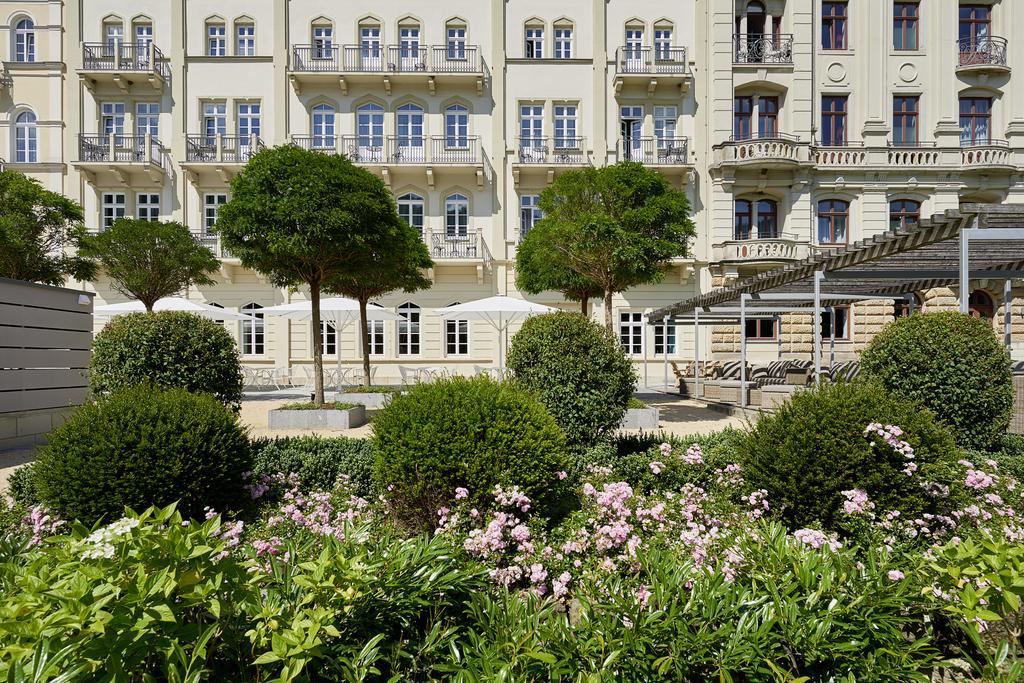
[360,25,381,62]
[820,307,850,341]
[520,104,544,144]
[14,18,35,62]
[654,106,677,148]
[136,192,160,221]
[356,103,384,149]
[399,25,421,66]
[553,104,578,148]
[237,102,261,139]
[101,102,125,136]
[207,22,226,56]
[445,104,469,149]
[367,305,385,355]
[446,25,467,59]
[203,102,227,142]
[320,321,337,356]
[619,312,643,355]
[311,103,336,149]
[444,304,469,356]
[397,302,420,355]
[102,192,126,230]
[203,193,227,234]
[654,27,673,61]
[135,103,159,139]
[236,23,255,56]
[525,25,544,58]
[519,194,542,239]
[313,25,333,59]
[445,193,469,238]
[654,321,676,355]
[241,303,265,356]
[397,193,424,234]
[134,22,153,53]
[14,111,37,163]
[554,25,573,59]
[104,22,123,52]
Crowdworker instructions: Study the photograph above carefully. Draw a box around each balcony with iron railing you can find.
[733,33,794,65]
[714,133,809,168]
[79,41,170,89]
[74,133,167,182]
[193,234,235,260]
[613,46,690,92]
[619,137,690,166]
[514,137,588,165]
[291,134,484,167]
[957,36,1010,75]
[184,134,266,164]
[426,229,487,261]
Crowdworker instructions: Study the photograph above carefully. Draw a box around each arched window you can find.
[14,18,35,62]
[311,103,335,149]
[889,199,920,231]
[445,104,469,149]
[397,302,420,356]
[240,303,264,356]
[396,103,425,160]
[355,103,384,160]
[14,111,37,163]
[444,302,469,356]
[397,192,424,234]
[734,199,752,240]
[894,292,923,318]
[445,193,469,238]
[756,199,778,238]
[734,198,777,239]
[969,290,995,320]
[817,199,849,245]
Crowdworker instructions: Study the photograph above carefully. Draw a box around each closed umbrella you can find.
[438,296,556,371]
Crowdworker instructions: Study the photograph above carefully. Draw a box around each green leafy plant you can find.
[373,375,571,529]
[860,311,1014,450]
[33,387,251,524]
[739,381,963,530]
[79,218,219,311]
[7,463,39,507]
[90,311,244,409]
[507,313,636,449]
[250,435,376,498]
[514,223,603,315]
[278,401,358,411]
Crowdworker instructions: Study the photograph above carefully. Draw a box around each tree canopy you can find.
[215,145,406,403]
[0,170,95,285]
[80,218,218,311]
[528,162,695,329]
[515,225,603,315]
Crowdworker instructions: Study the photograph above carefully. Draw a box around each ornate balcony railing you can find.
[429,230,484,260]
[619,137,689,165]
[184,134,265,163]
[291,44,484,74]
[887,143,940,167]
[961,139,1013,167]
[733,33,794,64]
[615,46,688,74]
[82,41,170,80]
[293,134,482,165]
[719,133,806,164]
[77,134,167,169]
[957,36,1008,69]
[515,137,588,165]
[714,235,809,263]
[813,143,867,167]
[193,234,234,260]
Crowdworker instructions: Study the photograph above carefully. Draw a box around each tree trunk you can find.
[580,295,589,317]
[310,280,325,406]
[603,290,614,332]
[358,296,372,388]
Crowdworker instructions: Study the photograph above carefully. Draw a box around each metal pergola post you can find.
[960,229,971,314]
[693,308,700,398]
[813,270,824,386]
[828,305,836,367]
[662,315,670,392]
[1005,279,1014,349]
[740,294,748,408]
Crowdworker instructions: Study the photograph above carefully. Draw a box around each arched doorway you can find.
[968,289,995,320]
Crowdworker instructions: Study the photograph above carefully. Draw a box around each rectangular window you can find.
[15,23,35,62]
[203,193,228,233]
[368,320,384,356]
[653,322,676,355]
[822,2,848,50]
[821,96,848,145]
[734,96,753,140]
[619,312,643,355]
[520,194,542,239]
[237,102,261,138]
[445,319,469,356]
[519,104,544,153]
[960,97,992,145]
[525,27,544,59]
[553,104,578,148]
[820,307,850,341]
[135,102,159,139]
[320,322,336,356]
[554,27,572,59]
[241,305,264,356]
[313,26,333,59]
[818,200,849,245]
[203,102,227,142]
[654,29,673,61]
[894,2,919,50]
[237,24,255,56]
[207,23,226,56]
[654,106,677,148]
[101,192,125,230]
[446,26,467,59]
[101,102,126,137]
[893,96,919,146]
[744,318,777,340]
[758,97,779,137]
[135,192,159,221]
[397,306,420,356]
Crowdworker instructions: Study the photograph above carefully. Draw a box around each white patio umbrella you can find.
[93,297,255,321]
[258,296,402,384]
[438,296,556,371]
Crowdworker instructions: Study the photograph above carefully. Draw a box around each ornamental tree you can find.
[0,170,96,285]
[215,145,405,405]
[80,218,218,311]
[530,162,695,330]
[325,221,432,387]
[515,224,603,316]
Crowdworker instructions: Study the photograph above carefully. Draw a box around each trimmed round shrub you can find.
[34,386,251,524]
[373,375,570,529]
[739,381,963,530]
[860,311,1013,450]
[7,463,39,507]
[251,436,375,498]
[506,313,636,448]
[91,311,244,410]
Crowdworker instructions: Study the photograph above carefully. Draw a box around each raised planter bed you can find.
[268,403,366,430]
[340,391,398,410]
[621,406,660,429]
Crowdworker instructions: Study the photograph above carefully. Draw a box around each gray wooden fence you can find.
[0,278,93,415]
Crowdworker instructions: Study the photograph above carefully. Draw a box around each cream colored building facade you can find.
[1,0,1021,383]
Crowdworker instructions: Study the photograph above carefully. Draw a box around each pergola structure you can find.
[649,203,1024,406]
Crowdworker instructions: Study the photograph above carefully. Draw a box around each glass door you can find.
[360,26,381,70]
[620,106,644,160]
[357,104,384,161]
[396,103,425,162]
[624,29,644,71]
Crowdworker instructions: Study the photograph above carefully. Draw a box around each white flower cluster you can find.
[80,516,139,560]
